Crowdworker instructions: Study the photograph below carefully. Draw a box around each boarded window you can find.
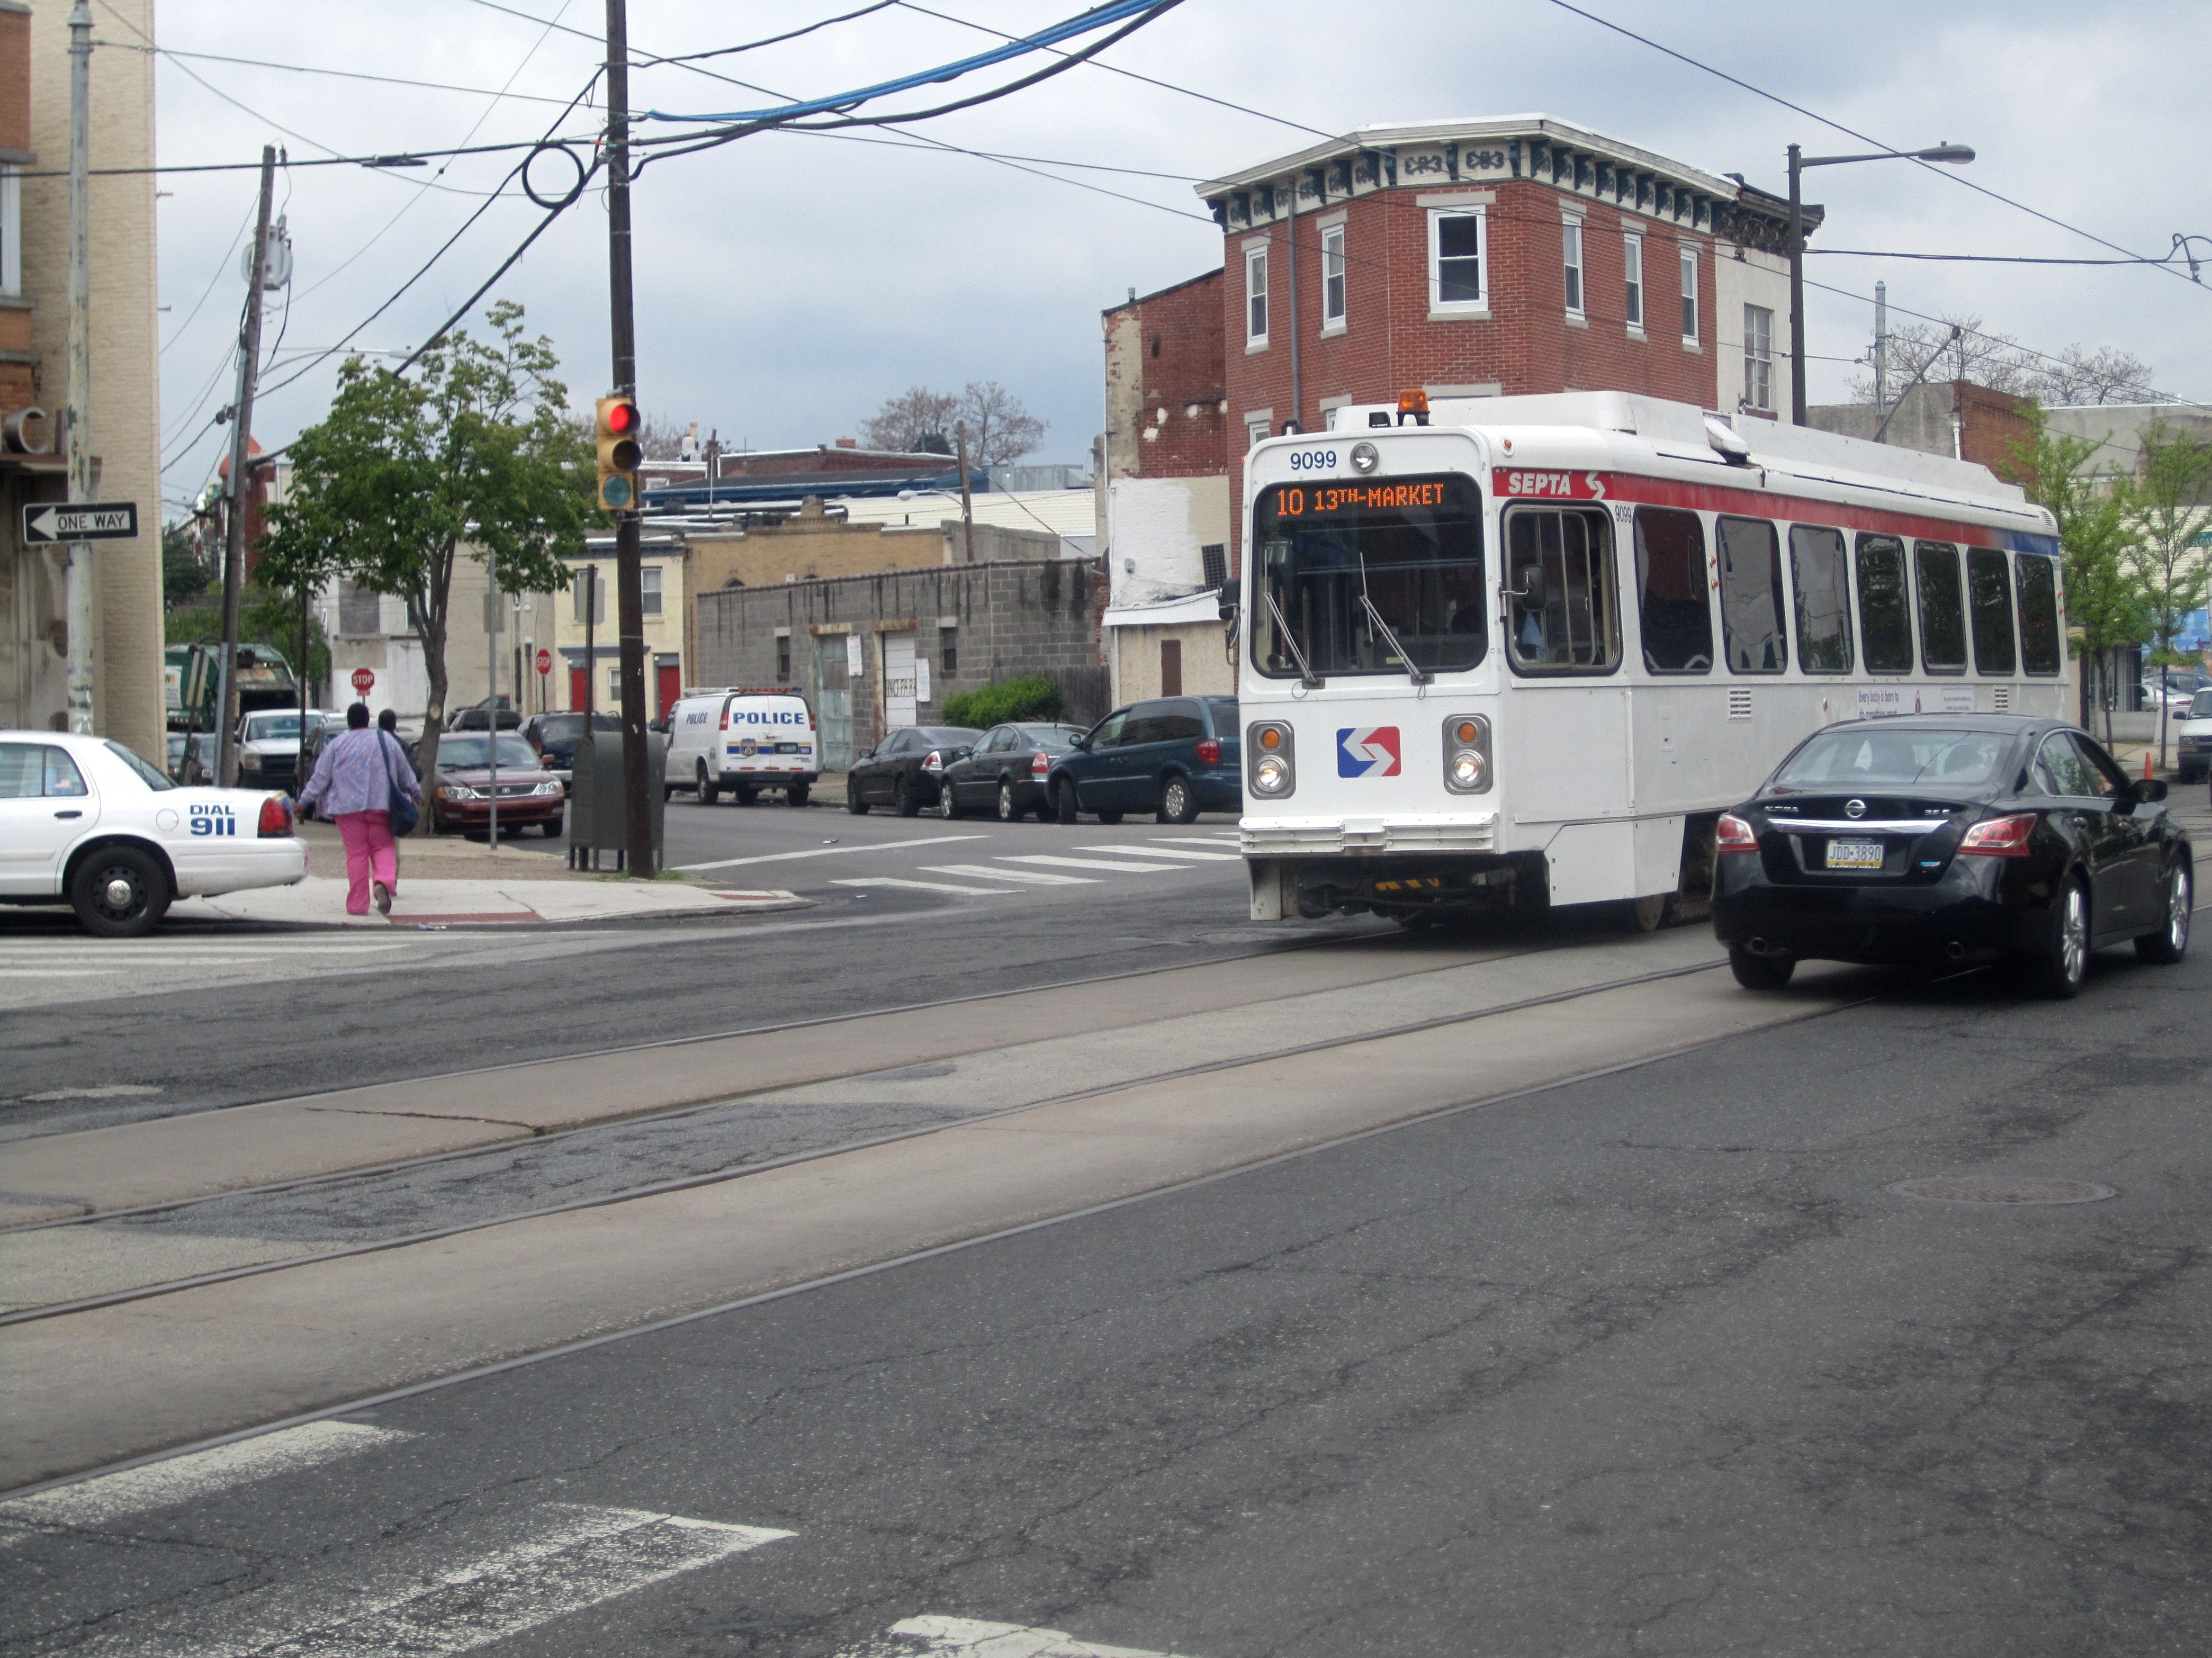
[1716,516,1786,674]
[1855,534,1912,673]
[1633,507,1711,673]
[1505,508,1620,673]
[1914,542,1967,672]
[2016,553,2061,677]
[1160,638,1182,696]
[1967,548,2017,675]
[1788,526,1853,673]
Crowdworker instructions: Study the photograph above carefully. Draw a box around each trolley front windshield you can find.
[1252,475,1486,679]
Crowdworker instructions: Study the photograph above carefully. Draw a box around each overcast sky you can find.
[138,0,2212,515]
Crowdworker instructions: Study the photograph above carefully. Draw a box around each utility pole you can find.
[215,145,277,788]
[1872,280,1888,427]
[954,427,976,563]
[604,0,654,877]
[1786,143,1806,427]
[62,0,94,733]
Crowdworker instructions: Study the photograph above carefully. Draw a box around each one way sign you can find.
[22,501,140,543]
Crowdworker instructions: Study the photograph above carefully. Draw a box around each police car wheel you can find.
[70,846,169,939]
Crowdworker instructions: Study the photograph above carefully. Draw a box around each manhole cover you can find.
[1887,1175,2116,1205]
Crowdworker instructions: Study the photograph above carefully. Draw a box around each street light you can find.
[1787,141,1974,423]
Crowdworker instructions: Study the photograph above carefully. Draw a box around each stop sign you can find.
[350,667,375,695]
[535,647,552,676]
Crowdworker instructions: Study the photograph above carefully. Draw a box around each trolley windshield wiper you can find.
[1359,593,1431,684]
[1266,589,1322,688]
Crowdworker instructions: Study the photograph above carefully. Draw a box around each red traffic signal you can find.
[595,395,643,510]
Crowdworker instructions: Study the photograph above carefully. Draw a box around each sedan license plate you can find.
[1826,838,1885,870]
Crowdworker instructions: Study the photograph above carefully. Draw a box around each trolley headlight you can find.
[1247,722,1295,798]
[1442,714,1492,795]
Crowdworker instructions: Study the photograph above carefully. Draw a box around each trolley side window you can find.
[1788,525,1854,673]
[1633,507,1711,674]
[1505,506,1621,674]
[1855,534,1913,673]
[1967,547,2018,676]
[1252,475,1487,680]
[1914,541,1968,673]
[1717,515,1786,674]
[2015,552,2062,677]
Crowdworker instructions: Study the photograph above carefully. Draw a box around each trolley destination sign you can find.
[21,501,141,543]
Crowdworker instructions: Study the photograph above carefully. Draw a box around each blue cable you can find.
[641,0,1164,125]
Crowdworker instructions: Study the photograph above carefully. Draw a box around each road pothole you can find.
[1887,1175,2116,1205]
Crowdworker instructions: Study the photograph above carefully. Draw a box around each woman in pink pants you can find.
[298,703,421,916]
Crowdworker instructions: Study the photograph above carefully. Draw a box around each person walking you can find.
[298,702,420,917]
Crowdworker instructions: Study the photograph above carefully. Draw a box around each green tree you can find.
[2119,420,2212,770]
[262,301,594,784]
[2004,408,2146,744]
[161,518,212,608]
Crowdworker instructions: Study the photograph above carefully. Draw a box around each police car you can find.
[0,731,307,936]
[663,687,820,806]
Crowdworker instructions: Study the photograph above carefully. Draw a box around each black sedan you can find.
[523,710,621,789]
[1713,716,2191,998]
[933,722,1086,821]
[846,725,983,816]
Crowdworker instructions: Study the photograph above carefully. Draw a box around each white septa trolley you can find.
[1237,392,2066,925]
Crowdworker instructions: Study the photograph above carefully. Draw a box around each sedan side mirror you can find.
[1072,735,1090,750]
[2134,778,2169,804]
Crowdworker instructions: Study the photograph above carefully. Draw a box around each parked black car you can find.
[1045,696,1243,825]
[1712,715,2191,998]
[933,722,1087,821]
[846,725,984,816]
[523,710,622,790]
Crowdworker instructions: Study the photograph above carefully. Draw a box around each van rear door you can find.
[725,696,815,775]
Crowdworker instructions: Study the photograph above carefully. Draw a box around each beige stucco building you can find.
[0,0,163,753]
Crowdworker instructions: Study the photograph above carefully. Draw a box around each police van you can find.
[664,687,820,806]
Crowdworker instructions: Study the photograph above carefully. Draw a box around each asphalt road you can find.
[6,936,2205,1657]
[0,797,1338,1134]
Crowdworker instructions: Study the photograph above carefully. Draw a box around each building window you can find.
[939,625,957,677]
[0,166,19,297]
[776,635,792,681]
[640,565,663,618]
[1427,207,1487,313]
[1680,246,1699,343]
[1562,217,1585,317]
[1245,243,1269,345]
[1247,420,1270,452]
[1623,232,1643,330]
[1320,222,1346,327]
[1743,304,1774,411]
[607,668,622,705]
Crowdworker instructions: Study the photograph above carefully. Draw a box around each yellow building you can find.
[552,536,691,717]
[0,0,163,751]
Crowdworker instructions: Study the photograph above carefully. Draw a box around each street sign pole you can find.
[64,0,94,733]
[605,0,655,878]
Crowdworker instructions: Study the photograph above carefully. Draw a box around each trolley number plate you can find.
[1825,839,1885,870]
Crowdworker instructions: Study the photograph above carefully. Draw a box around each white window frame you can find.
[640,564,664,618]
[1680,245,1700,345]
[1622,231,1643,334]
[1743,303,1775,412]
[0,166,20,297]
[1247,418,1272,451]
[1245,241,1269,349]
[1426,206,1488,318]
[1319,222,1346,331]
[1561,215,1585,320]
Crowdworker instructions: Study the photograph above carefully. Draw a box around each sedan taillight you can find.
[922,750,943,773]
[257,795,293,837]
[1031,751,1050,777]
[1715,812,1759,853]
[1195,737,1220,764]
[1959,812,2037,857]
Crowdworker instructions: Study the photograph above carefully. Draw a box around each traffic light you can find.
[595,395,642,511]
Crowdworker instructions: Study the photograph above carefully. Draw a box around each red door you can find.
[656,663,681,720]
[569,666,589,711]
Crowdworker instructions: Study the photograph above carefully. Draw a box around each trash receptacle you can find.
[568,731,666,871]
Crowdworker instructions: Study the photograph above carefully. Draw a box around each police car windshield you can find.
[1772,727,2009,789]
[438,735,538,769]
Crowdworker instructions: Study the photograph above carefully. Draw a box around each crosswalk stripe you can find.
[831,877,1015,896]
[1078,844,1241,862]
[0,1422,411,1528]
[923,863,1096,886]
[998,854,1183,874]
[848,1616,1199,1656]
[84,1505,792,1657]
[1153,837,1241,848]
[678,833,988,872]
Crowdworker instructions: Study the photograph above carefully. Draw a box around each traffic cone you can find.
[2144,749,2155,782]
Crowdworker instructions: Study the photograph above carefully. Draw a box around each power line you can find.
[1809,249,2197,268]
[1541,0,2205,294]
[160,194,258,355]
[93,42,583,108]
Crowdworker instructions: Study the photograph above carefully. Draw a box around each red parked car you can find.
[426,732,566,837]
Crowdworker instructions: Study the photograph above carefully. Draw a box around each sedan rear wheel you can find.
[69,845,170,939]
[1727,944,1795,990]
[895,776,921,817]
[2030,879,2091,999]
[2135,860,2192,965]
[997,780,1024,823]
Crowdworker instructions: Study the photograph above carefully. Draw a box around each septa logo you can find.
[1336,726,1401,777]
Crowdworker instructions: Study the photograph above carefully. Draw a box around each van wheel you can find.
[1158,774,1199,825]
[1055,779,1079,825]
[697,763,720,805]
[70,846,170,939]
[1728,945,1794,990]
[787,785,810,807]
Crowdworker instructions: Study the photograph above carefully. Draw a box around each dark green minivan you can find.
[1044,696,1242,825]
